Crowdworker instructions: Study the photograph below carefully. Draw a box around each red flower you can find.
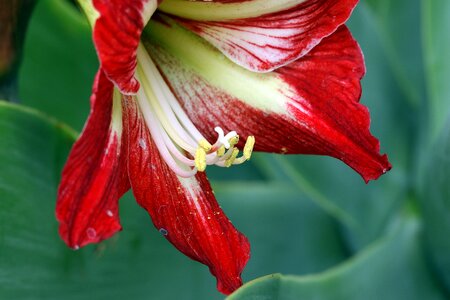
[56,0,391,295]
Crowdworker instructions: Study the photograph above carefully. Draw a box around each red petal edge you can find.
[148,25,391,182]
[56,70,129,249]
[276,26,391,182]
[176,0,359,72]
[93,0,161,94]
[122,96,250,294]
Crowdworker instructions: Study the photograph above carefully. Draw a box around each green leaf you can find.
[420,119,450,292]
[419,0,450,293]
[0,102,348,299]
[18,0,97,131]
[363,0,425,107]
[256,4,416,251]
[422,0,450,140]
[0,101,220,299]
[215,183,348,280]
[228,215,446,300]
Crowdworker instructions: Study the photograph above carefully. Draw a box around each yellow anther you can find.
[216,145,226,157]
[229,135,239,147]
[225,148,239,167]
[243,136,255,160]
[198,139,212,152]
[195,147,207,172]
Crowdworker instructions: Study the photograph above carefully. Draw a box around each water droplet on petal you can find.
[86,227,97,239]
[73,245,80,250]
[106,210,114,217]
[159,228,168,236]
[139,138,147,150]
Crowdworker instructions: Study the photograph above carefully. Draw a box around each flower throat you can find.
[130,44,255,178]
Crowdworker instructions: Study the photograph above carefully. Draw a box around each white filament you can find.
[135,44,250,177]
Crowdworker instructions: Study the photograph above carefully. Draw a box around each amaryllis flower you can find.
[56,0,391,295]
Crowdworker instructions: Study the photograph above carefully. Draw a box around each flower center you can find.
[134,44,255,178]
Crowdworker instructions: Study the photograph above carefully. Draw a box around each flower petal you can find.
[92,0,160,94]
[56,70,129,249]
[173,0,359,72]
[122,97,250,294]
[142,17,391,182]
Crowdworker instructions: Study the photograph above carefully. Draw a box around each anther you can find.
[195,147,207,171]
[225,148,239,167]
[217,145,226,157]
[198,139,212,152]
[229,135,239,148]
[243,136,255,160]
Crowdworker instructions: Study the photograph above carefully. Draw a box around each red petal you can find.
[92,0,160,94]
[56,70,129,249]
[274,27,392,181]
[147,23,391,182]
[175,0,358,72]
[122,97,250,294]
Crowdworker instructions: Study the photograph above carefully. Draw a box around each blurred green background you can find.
[0,0,449,299]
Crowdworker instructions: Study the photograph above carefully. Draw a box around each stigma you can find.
[133,44,255,178]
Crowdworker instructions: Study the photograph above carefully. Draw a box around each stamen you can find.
[135,43,255,177]
[160,129,195,166]
[138,45,204,142]
[136,88,197,178]
[225,148,240,167]
[137,66,196,153]
[234,136,256,164]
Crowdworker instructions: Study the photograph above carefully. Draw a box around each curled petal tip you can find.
[362,154,392,184]
[117,77,140,96]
